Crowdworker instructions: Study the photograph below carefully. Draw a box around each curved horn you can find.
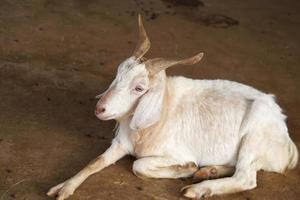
[144,52,204,75]
[132,14,151,60]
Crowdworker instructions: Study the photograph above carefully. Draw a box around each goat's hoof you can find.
[193,166,217,182]
[181,186,197,199]
[181,185,211,199]
[47,181,75,200]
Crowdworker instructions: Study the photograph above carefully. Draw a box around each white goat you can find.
[47,15,298,200]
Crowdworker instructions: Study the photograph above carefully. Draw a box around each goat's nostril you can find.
[96,107,106,114]
[100,107,106,113]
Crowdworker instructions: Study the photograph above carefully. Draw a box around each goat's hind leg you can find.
[133,157,198,179]
[182,133,260,199]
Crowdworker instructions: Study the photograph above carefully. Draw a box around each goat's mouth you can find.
[95,113,116,120]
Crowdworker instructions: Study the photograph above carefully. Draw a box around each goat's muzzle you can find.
[95,90,116,120]
[95,104,115,120]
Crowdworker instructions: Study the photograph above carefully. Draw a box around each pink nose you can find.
[95,106,106,115]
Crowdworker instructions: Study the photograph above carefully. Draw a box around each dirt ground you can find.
[0,0,300,199]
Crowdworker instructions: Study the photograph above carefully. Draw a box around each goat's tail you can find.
[287,140,298,169]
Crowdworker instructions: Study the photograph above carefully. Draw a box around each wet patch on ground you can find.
[200,14,239,28]
[126,0,239,28]
[162,0,204,7]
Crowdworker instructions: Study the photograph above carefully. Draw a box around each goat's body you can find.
[114,76,298,198]
[48,74,298,200]
[117,76,297,173]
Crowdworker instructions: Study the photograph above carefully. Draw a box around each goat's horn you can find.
[145,52,204,75]
[132,14,151,60]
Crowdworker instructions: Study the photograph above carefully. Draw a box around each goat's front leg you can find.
[133,156,198,179]
[47,140,127,200]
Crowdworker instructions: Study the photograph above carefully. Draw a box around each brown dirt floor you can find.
[0,0,300,200]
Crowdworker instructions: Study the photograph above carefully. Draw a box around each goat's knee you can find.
[235,175,257,190]
[132,159,151,178]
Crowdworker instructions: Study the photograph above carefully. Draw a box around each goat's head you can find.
[95,15,204,129]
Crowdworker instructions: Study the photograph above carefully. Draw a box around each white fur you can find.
[48,57,298,200]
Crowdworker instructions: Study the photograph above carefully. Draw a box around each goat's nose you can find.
[95,106,106,115]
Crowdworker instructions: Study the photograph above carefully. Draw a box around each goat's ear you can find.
[130,83,164,130]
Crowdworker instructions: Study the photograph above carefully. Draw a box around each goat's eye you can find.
[135,86,144,92]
